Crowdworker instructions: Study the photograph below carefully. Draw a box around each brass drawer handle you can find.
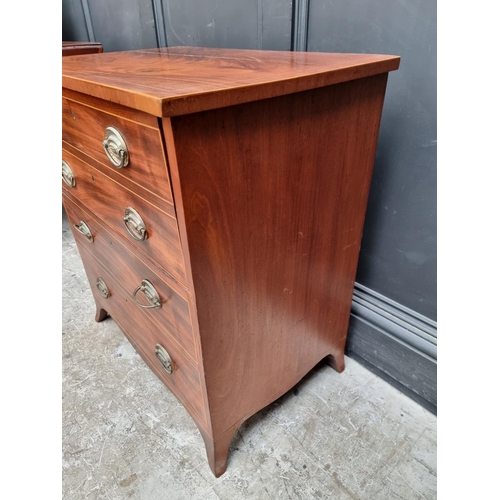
[73,220,93,242]
[154,344,173,374]
[62,160,76,187]
[133,279,162,309]
[123,207,148,241]
[95,277,110,299]
[102,126,129,168]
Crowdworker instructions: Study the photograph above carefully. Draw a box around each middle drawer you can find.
[62,148,187,286]
[64,193,198,364]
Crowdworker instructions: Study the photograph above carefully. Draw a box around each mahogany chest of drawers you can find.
[62,47,399,477]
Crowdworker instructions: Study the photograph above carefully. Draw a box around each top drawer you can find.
[62,94,174,206]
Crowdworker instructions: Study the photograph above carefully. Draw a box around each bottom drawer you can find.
[77,244,208,427]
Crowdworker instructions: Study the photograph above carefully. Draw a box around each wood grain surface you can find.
[62,88,158,127]
[62,96,174,207]
[62,47,400,117]
[62,41,102,57]
[74,243,209,429]
[62,150,186,286]
[63,194,198,363]
[167,74,389,441]
[62,46,399,477]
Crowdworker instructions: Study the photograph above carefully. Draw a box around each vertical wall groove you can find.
[257,0,263,50]
[152,0,168,47]
[81,0,95,42]
[292,0,309,51]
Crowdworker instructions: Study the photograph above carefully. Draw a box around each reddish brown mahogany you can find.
[63,194,197,361]
[62,47,399,477]
[62,41,103,57]
[75,242,209,427]
[62,47,399,117]
[62,95,175,208]
[61,150,185,284]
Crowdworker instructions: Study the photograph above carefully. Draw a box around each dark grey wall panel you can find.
[308,0,437,320]
[348,282,437,412]
[87,0,158,52]
[347,315,437,414]
[261,0,293,50]
[161,0,292,50]
[62,0,90,42]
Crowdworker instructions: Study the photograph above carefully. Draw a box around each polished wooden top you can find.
[62,46,400,117]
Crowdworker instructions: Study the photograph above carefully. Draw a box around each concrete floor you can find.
[62,210,437,500]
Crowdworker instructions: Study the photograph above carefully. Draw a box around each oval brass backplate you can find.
[123,206,148,241]
[74,220,93,242]
[95,277,110,299]
[102,126,129,168]
[132,279,162,309]
[154,344,173,374]
[62,160,76,187]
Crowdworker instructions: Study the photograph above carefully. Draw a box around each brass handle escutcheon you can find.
[73,220,93,242]
[133,279,162,309]
[154,344,173,374]
[123,207,148,241]
[62,160,76,187]
[102,126,129,168]
[95,277,110,299]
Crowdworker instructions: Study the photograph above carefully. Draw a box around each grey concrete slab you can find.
[62,209,436,499]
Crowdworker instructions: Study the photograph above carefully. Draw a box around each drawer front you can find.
[62,149,187,286]
[63,194,197,363]
[77,244,207,427]
[62,96,174,205]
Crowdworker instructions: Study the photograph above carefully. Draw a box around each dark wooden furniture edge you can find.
[63,41,103,57]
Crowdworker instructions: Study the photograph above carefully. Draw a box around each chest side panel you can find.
[168,74,388,438]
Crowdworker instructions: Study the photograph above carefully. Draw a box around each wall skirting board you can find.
[346,283,437,414]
